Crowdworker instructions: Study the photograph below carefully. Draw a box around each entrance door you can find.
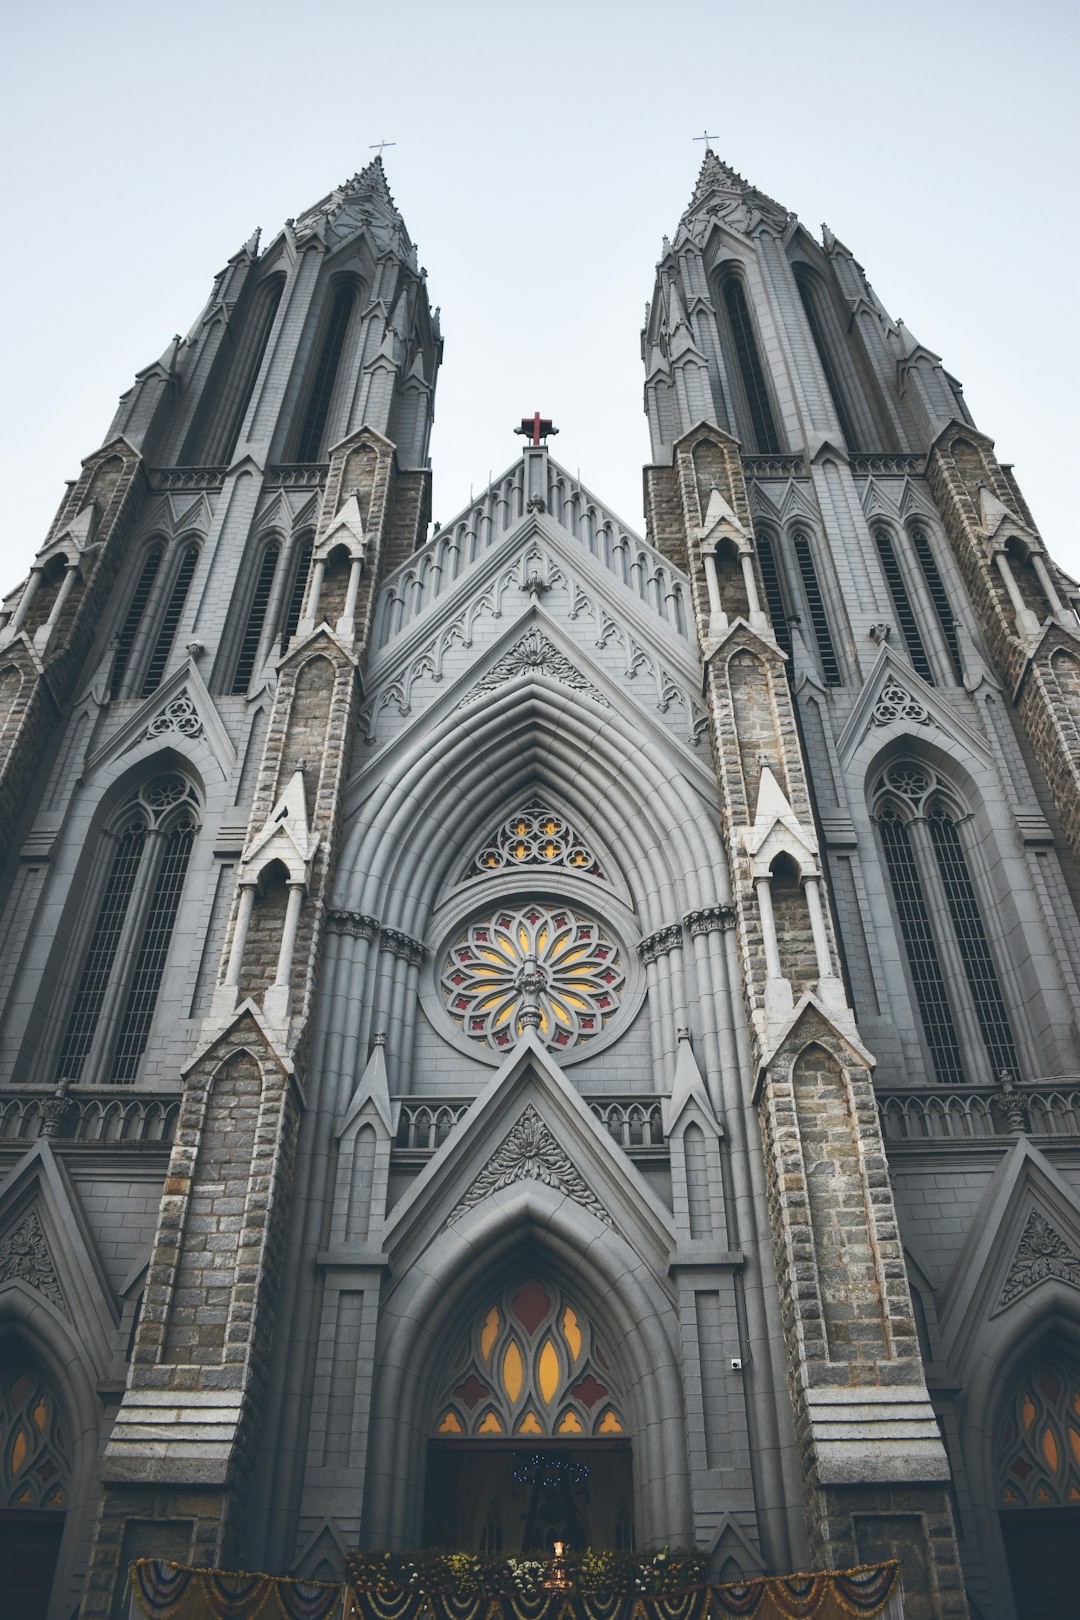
[0,1509,66,1620]
[425,1443,633,1552]
[1000,1509,1080,1620]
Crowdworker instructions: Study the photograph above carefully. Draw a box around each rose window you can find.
[441,902,624,1052]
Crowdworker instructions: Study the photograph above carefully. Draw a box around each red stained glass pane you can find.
[454,1376,491,1409]
[1010,1457,1034,1480]
[571,1375,608,1409]
[511,1281,551,1335]
[10,1377,31,1406]
[1041,1371,1062,1401]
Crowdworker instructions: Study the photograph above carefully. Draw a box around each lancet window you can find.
[140,543,199,697]
[441,901,624,1053]
[54,775,200,1084]
[792,532,841,684]
[997,1353,1080,1509]
[720,276,781,454]
[281,535,314,649]
[873,761,1019,1084]
[909,526,963,683]
[296,282,356,462]
[466,802,604,880]
[755,534,793,660]
[182,273,285,466]
[231,540,281,693]
[795,269,860,451]
[434,1279,626,1440]
[874,527,933,683]
[1,1359,70,1510]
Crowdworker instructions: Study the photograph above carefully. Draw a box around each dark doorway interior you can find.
[1000,1508,1080,1620]
[425,1443,633,1553]
[0,1509,65,1620]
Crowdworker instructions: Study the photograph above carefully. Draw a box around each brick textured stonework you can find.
[0,439,145,858]
[928,425,1080,870]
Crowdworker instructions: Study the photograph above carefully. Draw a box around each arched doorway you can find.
[424,1277,634,1552]
[0,1354,71,1620]
[995,1347,1080,1619]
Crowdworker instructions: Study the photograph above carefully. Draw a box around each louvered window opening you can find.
[111,820,196,1081]
[755,535,792,659]
[793,533,841,684]
[206,278,284,466]
[140,546,198,697]
[911,527,963,682]
[55,823,147,1081]
[296,285,355,462]
[281,539,313,648]
[231,544,280,693]
[796,278,860,451]
[875,529,933,683]
[928,805,1020,1080]
[723,279,780,454]
[111,546,163,699]
[879,810,966,1086]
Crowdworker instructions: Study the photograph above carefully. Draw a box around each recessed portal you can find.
[425,1444,633,1552]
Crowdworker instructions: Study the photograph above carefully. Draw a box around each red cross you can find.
[515,412,558,445]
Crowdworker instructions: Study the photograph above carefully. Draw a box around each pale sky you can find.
[2,0,1078,588]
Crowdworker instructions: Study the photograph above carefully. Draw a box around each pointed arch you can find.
[366,1178,690,1548]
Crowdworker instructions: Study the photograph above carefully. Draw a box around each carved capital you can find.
[684,905,736,937]
[325,909,380,940]
[380,927,428,966]
[638,922,684,964]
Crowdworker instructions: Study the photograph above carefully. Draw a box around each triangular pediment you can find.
[938,1139,1080,1371]
[0,1140,119,1371]
[83,658,235,782]
[834,644,994,767]
[381,1032,675,1274]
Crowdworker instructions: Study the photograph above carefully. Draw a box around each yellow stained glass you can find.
[478,1412,503,1434]
[557,1412,583,1434]
[47,1489,64,1506]
[502,1341,523,1403]
[15,1488,31,1504]
[1022,1394,1036,1430]
[1070,1425,1080,1467]
[10,1430,26,1473]
[32,1397,47,1433]
[538,1340,559,1405]
[1003,1487,1018,1504]
[1042,1428,1059,1471]
[562,1307,582,1361]
[518,1412,542,1434]
[1070,1486,1080,1501]
[598,1409,623,1434]
[1036,1485,1052,1502]
[518,928,529,951]
[438,1411,462,1434]
[481,1308,500,1361]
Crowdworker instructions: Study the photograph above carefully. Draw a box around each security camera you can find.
[730,1357,743,1371]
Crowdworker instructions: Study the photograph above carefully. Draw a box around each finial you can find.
[693,129,718,153]
[369,138,396,158]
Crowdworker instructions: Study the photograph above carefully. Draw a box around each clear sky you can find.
[1,0,1077,587]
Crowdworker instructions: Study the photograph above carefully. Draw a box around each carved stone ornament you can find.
[144,688,203,740]
[638,923,683,964]
[381,927,428,966]
[447,1104,614,1228]
[325,910,380,940]
[0,1209,66,1313]
[463,631,610,708]
[871,678,931,729]
[998,1210,1080,1310]
[684,905,736,937]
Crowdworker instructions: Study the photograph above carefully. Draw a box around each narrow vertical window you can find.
[111,816,196,1080]
[111,545,163,698]
[874,528,933,683]
[185,275,284,466]
[722,279,780,454]
[140,545,198,697]
[231,542,280,693]
[910,527,963,682]
[55,821,147,1080]
[54,777,200,1085]
[281,537,313,648]
[756,535,792,658]
[296,284,355,461]
[878,808,966,1086]
[792,532,840,684]
[928,803,1019,1079]
[796,274,860,450]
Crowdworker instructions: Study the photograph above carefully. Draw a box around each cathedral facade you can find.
[0,153,1078,1620]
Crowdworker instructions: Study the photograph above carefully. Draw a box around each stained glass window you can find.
[0,1360,70,1510]
[434,1279,626,1440]
[997,1353,1080,1509]
[441,902,624,1052]
[467,803,604,880]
